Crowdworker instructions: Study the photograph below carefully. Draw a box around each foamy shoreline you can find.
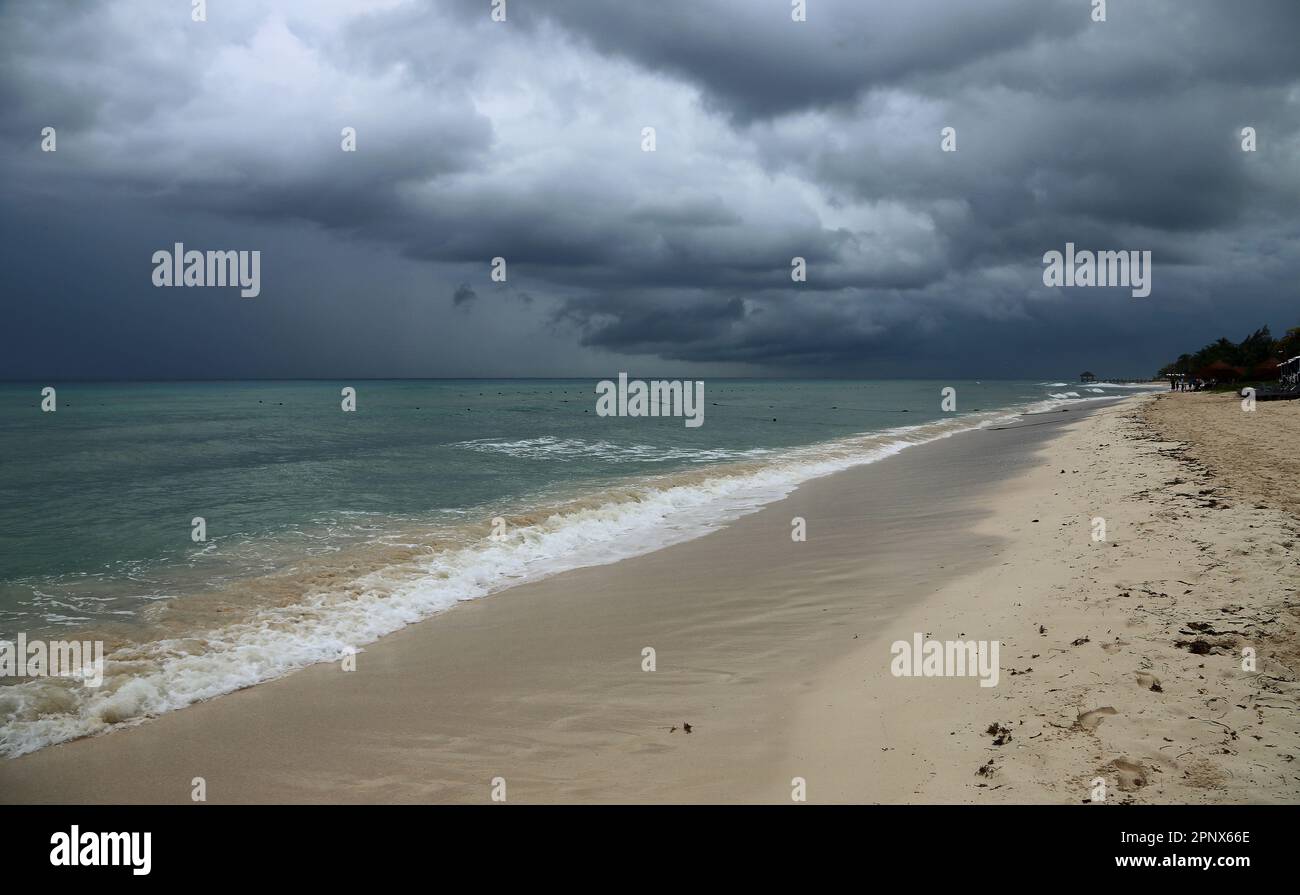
[6,391,1293,804]
[0,396,1071,759]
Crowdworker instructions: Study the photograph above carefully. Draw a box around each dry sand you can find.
[1142,391,1300,520]
[796,391,1300,803]
[2,393,1297,804]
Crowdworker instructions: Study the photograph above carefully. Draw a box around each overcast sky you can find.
[1,0,1297,379]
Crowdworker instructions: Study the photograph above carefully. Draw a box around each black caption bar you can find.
[7,805,1283,881]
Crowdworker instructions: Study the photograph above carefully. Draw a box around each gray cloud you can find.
[452,283,477,306]
[1,0,1298,379]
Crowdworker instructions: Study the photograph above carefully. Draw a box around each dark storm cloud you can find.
[1,0,1298,379]
[452,283,477,306]
[502,0,1081,122]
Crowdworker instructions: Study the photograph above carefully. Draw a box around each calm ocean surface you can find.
[0,378,1149,755]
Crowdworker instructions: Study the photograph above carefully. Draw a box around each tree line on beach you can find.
[1159,324,1300,382]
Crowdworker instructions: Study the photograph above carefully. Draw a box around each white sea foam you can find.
[1023,381,1162,415]
[453,436,774,464]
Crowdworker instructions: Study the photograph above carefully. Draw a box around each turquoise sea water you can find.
[0,378,1149,755]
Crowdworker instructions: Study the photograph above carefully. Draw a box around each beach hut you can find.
[1281,356,1300,391]
[1079,371,1096,383]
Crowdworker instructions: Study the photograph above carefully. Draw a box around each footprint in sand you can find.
[1135,672,1163,692]
[1110,758,1147,791]
[1101,639,1129,654]
[1076,706,1118,731]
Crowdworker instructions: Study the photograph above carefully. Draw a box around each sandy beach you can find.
[2,392,1297,804]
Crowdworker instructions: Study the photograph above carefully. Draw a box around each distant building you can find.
[1079,371,1096,383]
